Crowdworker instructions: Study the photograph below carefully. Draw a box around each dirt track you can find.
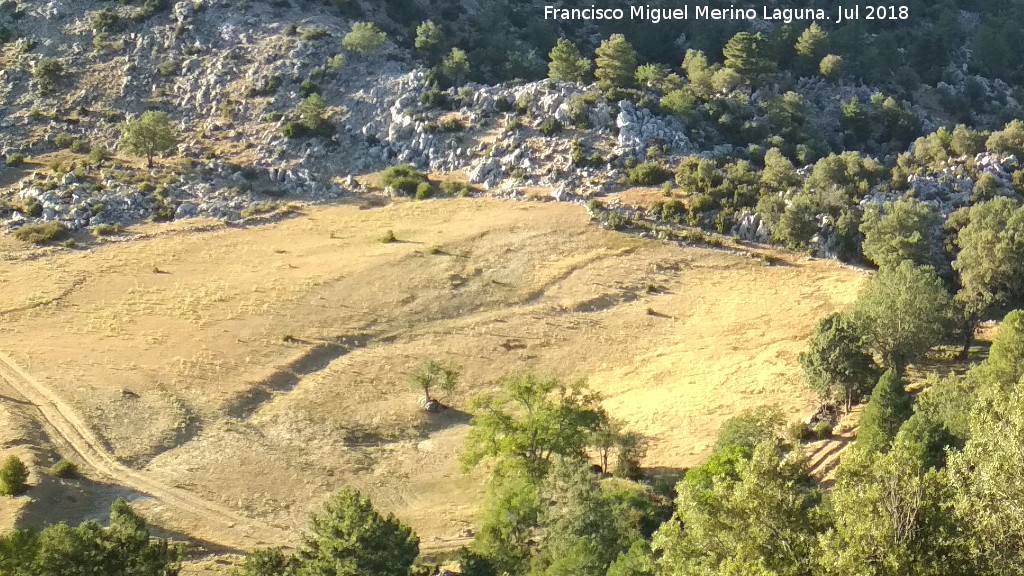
[0,351,291,551]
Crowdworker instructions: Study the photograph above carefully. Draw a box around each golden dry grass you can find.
[0,198,865,549]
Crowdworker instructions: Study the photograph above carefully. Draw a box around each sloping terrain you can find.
[0,198,865,549]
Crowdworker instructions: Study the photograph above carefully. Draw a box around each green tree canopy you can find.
[713,405,785,453]
[442,47,470,85]
[799,313,879,411]
[342,22,386,53]
[547,38,590,84]
[857,369,914,454]
[723,32,776,85]
[414,20,444,61]
[410,359,459,403]
[795,23,828,60]
[653,441,822,576]
[851,261,952,369]
[819,54,843,80]
[821,437,959,575]
[594,34,637,90]
[462,375,607,477]
[296,488,418,576]
[0,455,28,497]
[860,196,943,270]
[118,111,177,168]
[954,197,1024,317]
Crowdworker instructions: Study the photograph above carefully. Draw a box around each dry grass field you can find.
[0,197,866,556]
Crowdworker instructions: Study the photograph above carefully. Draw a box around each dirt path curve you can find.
[0,351,292,552]
[806,406,863,484]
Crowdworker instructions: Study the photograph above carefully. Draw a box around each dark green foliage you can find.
[800,313,879,412]
[858,369,914,454]
[954,197,1024,315]
[0,499,181,574]
[157,59,180,77]
[723,32,775,85]
[33,59,63,95]
[13,222,67,245]
[713,405,785,453]
[49,459,77,479]
[283,94,334,139]
[538,117,561,136]
[462,374,607,478]
[296,488,418,576]
[860,196,942,270]
[653,441,822,576]
[594,34,637,90]
[241,548,293,575]
[896,413,956,471]
[458,548,496,576]
[627,162,671,186]
[381,164,429,196]
[119,111,178,168]
[0,456,28,496]
[851,261,951,369]
[548,38,589,83]
[6,153,24,166]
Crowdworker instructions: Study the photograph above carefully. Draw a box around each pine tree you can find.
[296,488,418,576]
[548,38,590,83]
[723,32,775,85]
[414,20,444,61]
[0,455,28,496]
[442,47,470,85]
[594,34,637,90]
[795,23,828,59]
[857,369,914,454]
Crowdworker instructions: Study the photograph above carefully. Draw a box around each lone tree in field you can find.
[548,38,591,83]
[0,455,28,496]
[297,488,418,576]
[857,369,914,454]
[118,111,177,169]
[343,21,386,54]
[594,34,637,90]
[800,313,879,412]
[410,359,459,408]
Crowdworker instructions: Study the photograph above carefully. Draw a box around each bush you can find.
[380,229,397,243]
[538,117,562,136]
[157,59,180,76]
[0,455,28,496]
[14,222,67,244]
[34,59,63,95]
[627,162,672,185]
[53,133,75,149]
[49,459,78,479]
[414,182,433,200]
[381,164,428,196]
[787,421,812,443]
[494,96,514,113]
[92,223,123,236]
[6,153,24,166]
[813,422,833,440]
[440,117,463,132]
[91,8,124,32]
[440,180,470,197]
[301,27,328,41]
[420,87,448,108]
[70,139,91,154]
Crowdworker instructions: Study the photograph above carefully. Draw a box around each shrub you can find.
[264,112,283,122]
[14,222,67,244]
[300,79,321,97]
[50,459,78,479]
[282,23,297,36]
[70,139,91,154]
[342,21,386,53]
[92,223,124,236]
[566,95,589,127]
[380,229,397,243]
[627,162,672,185]
[420,87,448,108]
[440,117,463,132]
[440,180,470,197]
[813,422,833,440]
[414,182,433,200]
[301,27,328,41]
[6,153,24,166]
[21,198,42,217]
[53,133,75,149]
[494,96,514,113]
[538,117,562,136]
[787,421,812,443]
[91,8,124,32]
[34,59,63,95]
[381,164,428,196]
[157,59,180,76]
[0,455,29,496]
[248,75,282,97]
